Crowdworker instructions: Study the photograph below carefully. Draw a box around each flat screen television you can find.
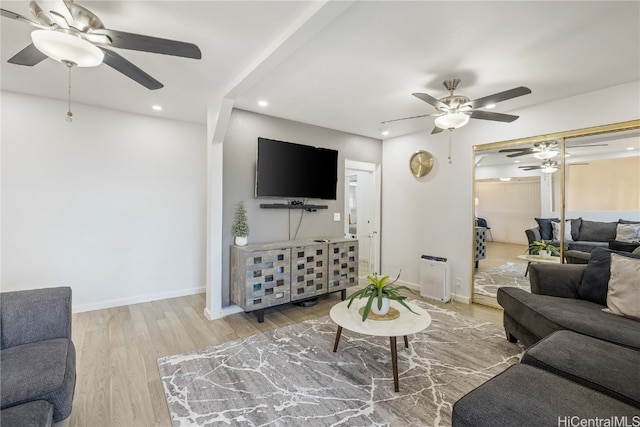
[256,137,338,200]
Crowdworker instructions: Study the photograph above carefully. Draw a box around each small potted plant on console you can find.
[347,272,418,321]
[232,201,249,246]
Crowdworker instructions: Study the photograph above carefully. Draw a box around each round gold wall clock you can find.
[409,150,434,177]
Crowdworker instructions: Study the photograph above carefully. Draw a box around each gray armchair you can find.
[0,287,76,425]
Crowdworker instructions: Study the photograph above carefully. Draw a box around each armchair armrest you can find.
[1,287,72,349]
[525,227,541,244]
[528,264,586,298]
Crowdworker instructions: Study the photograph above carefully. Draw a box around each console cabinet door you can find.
[328,241,359,292]
[290,244,329,301]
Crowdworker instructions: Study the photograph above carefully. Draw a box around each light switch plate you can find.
[333,213,340,221]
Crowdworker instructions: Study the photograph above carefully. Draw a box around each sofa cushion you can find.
[578,220,617,242]
[0,338,76,422]
[1,400,53,427]
[497,287,640,350]
[535,217,559,240]
[521,331,640,408]
[609,240,640,252]
[605,253,640,320]
[452,364,639,427]
[578,248,640,305]
[568,241,608,253]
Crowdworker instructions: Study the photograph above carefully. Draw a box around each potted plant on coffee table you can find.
[347,272,418,321]
[528,240,560,257]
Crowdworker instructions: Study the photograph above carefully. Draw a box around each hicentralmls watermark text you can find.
[558,416,640,427]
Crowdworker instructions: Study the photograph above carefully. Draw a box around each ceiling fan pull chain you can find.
[448,130,453,163]
[65,61,73,122]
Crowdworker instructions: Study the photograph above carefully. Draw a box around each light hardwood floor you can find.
[473,241,529,308]
[69,289,503,427]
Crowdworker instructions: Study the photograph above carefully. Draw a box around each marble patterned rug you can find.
[157,300,522,426]
[474,262,530,298]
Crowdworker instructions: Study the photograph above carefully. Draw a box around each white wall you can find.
[1,91,207,312]
[381,81,640,303]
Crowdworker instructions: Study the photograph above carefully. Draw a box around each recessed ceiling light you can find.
[627,147,635,151]
[381,129,389,136]
[485,104,496,109]
[499,177,512,182]
[514,160,520,164]
[152,105,162,111]
[258,100,268,107]
[565,153,571,157]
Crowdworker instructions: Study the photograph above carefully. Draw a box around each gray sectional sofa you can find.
[0,287,76,427]
[526,217,640,254]
[452,247,640,425]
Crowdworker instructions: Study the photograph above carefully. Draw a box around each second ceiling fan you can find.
[382,79,531,134]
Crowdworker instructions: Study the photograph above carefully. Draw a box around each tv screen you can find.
[256,138,338,200]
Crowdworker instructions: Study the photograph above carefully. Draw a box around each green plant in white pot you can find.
[347,272,418,321]
[528,240,560,257]
[231,201,249,246]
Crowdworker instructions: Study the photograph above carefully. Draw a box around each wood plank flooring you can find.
[69,290,503,427]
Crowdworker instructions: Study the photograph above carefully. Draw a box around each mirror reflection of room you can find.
[473,125,640,308]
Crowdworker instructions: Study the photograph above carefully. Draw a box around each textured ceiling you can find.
[2,1,639,139]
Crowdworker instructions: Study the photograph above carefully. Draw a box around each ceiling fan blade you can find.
[101,48,163,90]
[519,166,541,170]
[506,150,537,158]
[431,126,444,135]
[499,148,531,152]
[1,8,47,28]
[381,113,438,125]
[470,110,519,123]
[466,86,531,109]
[91,29,201,59]
[412,93,449,111]
[567,143,609,148]
[8,43,49,66]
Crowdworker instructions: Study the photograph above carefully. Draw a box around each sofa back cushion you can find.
[578,220,617,242]
[578,247,640,305]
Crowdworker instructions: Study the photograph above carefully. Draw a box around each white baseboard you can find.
[204,304,245,320]
[72,286,206,313]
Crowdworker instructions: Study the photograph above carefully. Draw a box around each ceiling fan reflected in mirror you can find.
[518,159,589,174]
[500,141,608,159]
[381,78,532,134]
[1,0,201,90]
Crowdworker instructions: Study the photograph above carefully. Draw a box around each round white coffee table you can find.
[329,299,431,392]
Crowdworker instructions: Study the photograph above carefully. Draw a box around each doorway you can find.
[345,160,381,277]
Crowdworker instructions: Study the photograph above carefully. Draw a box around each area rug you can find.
[474,262,530,298]
[158,300,522,426]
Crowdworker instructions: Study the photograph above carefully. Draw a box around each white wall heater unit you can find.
[420,256,450,303]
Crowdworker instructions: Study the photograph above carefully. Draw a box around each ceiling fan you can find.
[500,140,608,159]
[381,79,531,134]
[1,0,202,90]
[518,159,589,173]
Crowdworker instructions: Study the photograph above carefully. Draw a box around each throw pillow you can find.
[552,220,573,242]
[615,223,640,243]
[578,220,617,242]
[578,247,640,306]
[570,217,582,241]
[634,246,640,255]
[535,217,559,240]
[605,253,640,320]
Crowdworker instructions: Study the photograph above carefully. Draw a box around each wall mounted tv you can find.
[256,137,338,200]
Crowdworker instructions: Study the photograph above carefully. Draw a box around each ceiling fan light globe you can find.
[434,112,470,130]
[31,30,104,67]
[533,149,559,160]
[541,165,558,173]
